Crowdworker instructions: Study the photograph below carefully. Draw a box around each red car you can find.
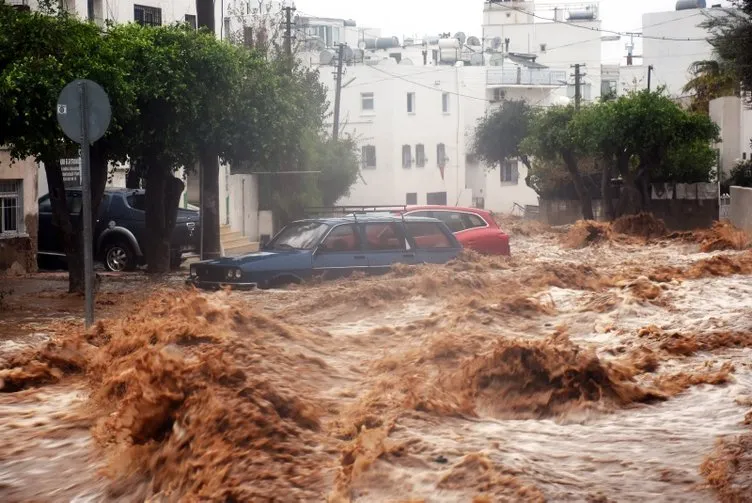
[393,206,510,256]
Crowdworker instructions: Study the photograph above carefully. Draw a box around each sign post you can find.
[56,79,111,328]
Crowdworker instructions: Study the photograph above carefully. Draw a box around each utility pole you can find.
[571,64,586,110]
[283,5,296,57]
[647,65,654,92]
[332,43,345,140]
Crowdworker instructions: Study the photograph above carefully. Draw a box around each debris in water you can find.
[698,221,750,253]
[562,221,612,249]
[701,434,752,502]
[611,213,667,240]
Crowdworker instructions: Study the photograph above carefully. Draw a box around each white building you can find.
[301,1,606,213]
[710,96,752,180]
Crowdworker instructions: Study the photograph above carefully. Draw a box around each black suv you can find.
[38,188,200,272]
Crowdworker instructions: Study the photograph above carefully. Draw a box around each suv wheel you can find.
[104,241,136,272]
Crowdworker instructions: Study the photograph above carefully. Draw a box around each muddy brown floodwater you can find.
[1,219,752,502]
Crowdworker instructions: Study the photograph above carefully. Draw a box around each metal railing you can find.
[487,68,568,87]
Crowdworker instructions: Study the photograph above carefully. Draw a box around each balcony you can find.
[487,68,568,87]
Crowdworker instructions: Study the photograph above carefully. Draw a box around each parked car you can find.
[188,215,462,290]
[38,188,200,272]
[391,206,510,256]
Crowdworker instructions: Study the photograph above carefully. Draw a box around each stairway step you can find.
[223,242,260,256]
[223,236,251,248]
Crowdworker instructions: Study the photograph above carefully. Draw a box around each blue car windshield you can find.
[268,222,330,250]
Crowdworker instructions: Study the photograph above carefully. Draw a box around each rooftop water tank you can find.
[676,0,706,9]
[439,37,460,63]
[319,49,336,65]
[364,36,400,50]
[568,9,596,20]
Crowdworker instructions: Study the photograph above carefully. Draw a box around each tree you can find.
[471,99,534,172]
[704,2,752,106]
[521,105,595,220]
[573,90,719,216]
[0,6,133,292]
[682,59,738,114]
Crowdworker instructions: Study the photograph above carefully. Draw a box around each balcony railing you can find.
[487,68,568,87]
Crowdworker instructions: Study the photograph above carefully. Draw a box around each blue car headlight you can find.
[226,268,242,280]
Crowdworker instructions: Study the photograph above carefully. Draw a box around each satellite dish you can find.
[319,49,335,65]
[454,31,466,45]
[467,36,481,46]
[343,46,354,61]
[357,40,367,50]
[492,36,502,50]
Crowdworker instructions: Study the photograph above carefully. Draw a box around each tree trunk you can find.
[44,146,108,294]
[601,162,615,221]
[126,165,140,189]
[562,150,594,220]
[199,149,221,260]
[144,162,184,274]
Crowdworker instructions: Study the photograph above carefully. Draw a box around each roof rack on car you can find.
[304,205,408,217]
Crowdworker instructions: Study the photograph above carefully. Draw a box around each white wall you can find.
[642,7,728,97]
[710,96,742,180]
[228,173,259,237]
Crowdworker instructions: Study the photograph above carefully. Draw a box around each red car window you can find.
[405,222,453,249]
[462,213,487,229]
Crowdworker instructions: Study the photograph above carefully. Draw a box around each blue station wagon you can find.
[187,215,462,290]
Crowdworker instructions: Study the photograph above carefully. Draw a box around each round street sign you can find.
[56,79,112,144]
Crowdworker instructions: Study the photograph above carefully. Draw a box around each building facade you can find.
[0,150,38,274]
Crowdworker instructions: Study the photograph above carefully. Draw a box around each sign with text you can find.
[60,157,81,187]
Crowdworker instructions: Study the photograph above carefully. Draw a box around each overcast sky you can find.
[293,0,732,63]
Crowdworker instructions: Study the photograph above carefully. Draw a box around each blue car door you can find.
[311,223,368,280]
[403,221,461,264]
[362,221,418,274]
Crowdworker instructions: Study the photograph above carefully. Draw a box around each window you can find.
[0,180,22,234]
[426,192,447,205]
[361,92,374,112]
[501,160,519,184]
[39,196,52,213]
[134,4,162,26]
[405,222,452,249]
[126,193,146,211]
[407,92,416,113]
[491,88,506,103]
[437,143,447,167]
[442,92,450,113]
[415,144,426,167]
[224,17,231,39]
[363,223,407,251]
[361,145,377,169]
[406,193,418,205]
[462,213,487,229]
[402,145,412,168]
[319,224,361,252]
[268,222,330,250]
[66,192,82,215]
[433,211,465,233]
[184,14,197,29]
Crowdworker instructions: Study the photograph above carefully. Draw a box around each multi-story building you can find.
[301,1,601,213]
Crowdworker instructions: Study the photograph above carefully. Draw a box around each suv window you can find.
[462,213,487,229]
[127,193,146,211]
[363,223,407,251]
[320,224,361,252]
[39,196,52,213]
[405,222,453,249]
[66,193,82,215]
[433,211,465,233]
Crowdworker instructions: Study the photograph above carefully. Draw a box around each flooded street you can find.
[1,221,751,502]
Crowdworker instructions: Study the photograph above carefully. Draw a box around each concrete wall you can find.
[228,173,259,238]
[709,96,752,181]
[729,186,752,233]
[0,151,38,273]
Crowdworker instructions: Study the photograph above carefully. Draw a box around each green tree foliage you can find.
[572,90,719,216]
[521,105,595,220]
[471,99,534,171]
[0,5,133,292]
[682,59,738,114]
[726,159,752,188]
[704,2,752,106]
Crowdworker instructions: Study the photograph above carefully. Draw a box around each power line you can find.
[486,2,708,42]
